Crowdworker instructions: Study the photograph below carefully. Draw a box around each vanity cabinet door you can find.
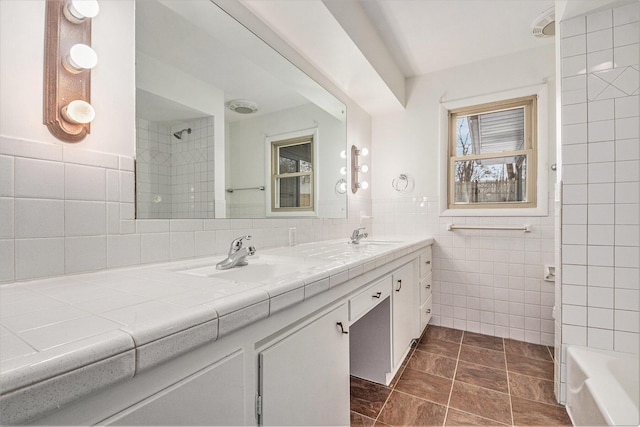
[259,304,350,427]
[103,351,244,426]
[392,263,417,368]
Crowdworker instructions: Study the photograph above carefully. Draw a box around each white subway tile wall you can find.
[373,195,556,346]
[558,1,640,403]
[0,136,368,283]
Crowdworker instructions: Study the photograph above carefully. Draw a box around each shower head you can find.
[173,128,191,139]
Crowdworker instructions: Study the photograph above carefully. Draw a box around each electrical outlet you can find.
[288,227,297,246]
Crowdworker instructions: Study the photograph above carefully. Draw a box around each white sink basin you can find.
[175,255,315,282]
[352,240,402,247]
[178,263,301,281]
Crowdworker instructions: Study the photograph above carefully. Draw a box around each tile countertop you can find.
[0,237,432,423]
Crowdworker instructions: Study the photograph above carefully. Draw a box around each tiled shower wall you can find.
[374,195,556,346]
[136,117,215,219]
[169,118,215,218]
[136,119,173,219]
[0,136,368,284]
[558,1,639,401]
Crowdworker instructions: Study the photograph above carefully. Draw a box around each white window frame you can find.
[439,84,549,217]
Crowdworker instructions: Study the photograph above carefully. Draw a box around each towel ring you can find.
[335,178,347,195]
[392,174,412,192]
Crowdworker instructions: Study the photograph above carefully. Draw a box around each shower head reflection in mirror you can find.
[173,128,191,140]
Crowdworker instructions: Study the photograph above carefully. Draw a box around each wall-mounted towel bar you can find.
[226,186,265,193]
[447,224,531,232]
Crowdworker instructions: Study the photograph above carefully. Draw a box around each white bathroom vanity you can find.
[0,237,432,426]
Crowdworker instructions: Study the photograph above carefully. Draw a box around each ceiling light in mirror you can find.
[228,99,258,114]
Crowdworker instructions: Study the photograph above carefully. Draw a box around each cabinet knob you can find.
[336,322,348,334]
[372,291,382,299]
[425,260,431,265]
[395,279,402,292]
[426,284,431,289]
[426,309,431,314]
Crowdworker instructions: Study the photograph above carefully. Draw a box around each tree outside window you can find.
[448,96,537,210]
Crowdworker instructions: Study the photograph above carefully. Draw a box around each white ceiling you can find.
[359,0,556,77]
[136,0,345,123]
[240,0,559,114]
[138,0,620,119]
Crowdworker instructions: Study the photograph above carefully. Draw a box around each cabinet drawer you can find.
[419,273,432,305]
[420,295,432,333]
[349,277,391,321]
[419,247,432,279]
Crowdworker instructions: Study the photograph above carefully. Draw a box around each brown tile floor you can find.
[350,325,572,426]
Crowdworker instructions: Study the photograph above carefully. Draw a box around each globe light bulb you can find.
[64,44,98,73]
[64,0,100,23]
[61,100,95,124]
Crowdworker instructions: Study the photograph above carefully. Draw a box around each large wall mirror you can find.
[135,0,348,219]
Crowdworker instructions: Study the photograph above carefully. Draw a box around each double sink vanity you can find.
[0,235,433,426]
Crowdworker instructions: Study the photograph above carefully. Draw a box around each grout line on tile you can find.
[372,344,414,425]
[442,330,464,426]
[513,391,568,409]
[506,368,555,383]
[371,378,392,423]
[445,407,511,426]
[504,337,515,426]
[387,387,446,409]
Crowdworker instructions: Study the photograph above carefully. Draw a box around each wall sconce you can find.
[44,0,99,142]
[351,145,369,193]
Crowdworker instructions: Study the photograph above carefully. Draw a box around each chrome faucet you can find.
[350,227,368,244]
[216,235,256,270]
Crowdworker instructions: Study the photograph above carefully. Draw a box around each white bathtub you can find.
[566,346,639,426]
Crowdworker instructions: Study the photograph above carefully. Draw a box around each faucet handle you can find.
[351,227,366,238]
[350,227,368,244]
[230,235,251,251]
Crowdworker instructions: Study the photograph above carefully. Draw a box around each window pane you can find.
[278,142,312,174]
[279,157,297,174]
[456,107,525,156]
[277,176,311,208]
[453,155,527,203]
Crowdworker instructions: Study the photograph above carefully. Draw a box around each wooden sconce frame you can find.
[44,0,93,142]
[351,145,359,194]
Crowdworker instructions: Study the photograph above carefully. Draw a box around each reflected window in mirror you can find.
[271,135,314,213]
